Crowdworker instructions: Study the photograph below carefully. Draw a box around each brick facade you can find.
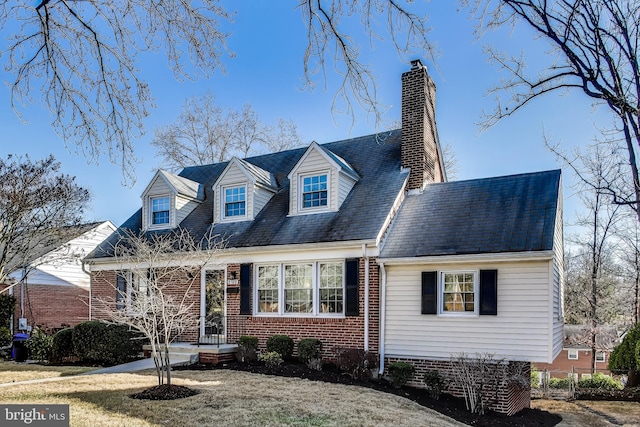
[533,348,612,379]
[385,357,531,416]
[12,283,89,333]
[401,59,443,190]
[226,257,380,360]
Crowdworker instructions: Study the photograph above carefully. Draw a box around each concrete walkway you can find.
[84,352,196,375]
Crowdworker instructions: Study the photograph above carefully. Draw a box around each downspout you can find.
[378,262,387,375]
[81,260,92,320]
[362,244,369,352]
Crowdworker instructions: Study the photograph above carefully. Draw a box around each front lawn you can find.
[0,367,462,427]
[0,362,97,383]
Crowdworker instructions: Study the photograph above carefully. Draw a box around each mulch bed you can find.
[130,384,199,400]
[178,361,562,427]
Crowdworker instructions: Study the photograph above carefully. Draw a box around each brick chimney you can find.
[401,59,444,190]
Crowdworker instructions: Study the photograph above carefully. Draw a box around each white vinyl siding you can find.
[175,195,199,225]
[253,186,274,218]
[551,189,564,360]
[16,222,116,288]
[384,261,555,363]
[337,171,357,207]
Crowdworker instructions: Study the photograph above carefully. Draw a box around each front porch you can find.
[143,342,239,366]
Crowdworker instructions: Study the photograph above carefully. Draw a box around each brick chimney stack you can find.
[401,59,444,190]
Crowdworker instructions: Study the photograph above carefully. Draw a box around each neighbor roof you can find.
[379,170,561,258]
[88,131,408,259]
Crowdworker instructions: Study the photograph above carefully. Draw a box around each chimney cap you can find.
[410,59,424,69]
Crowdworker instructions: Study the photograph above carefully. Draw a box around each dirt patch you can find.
[180,361,562,427]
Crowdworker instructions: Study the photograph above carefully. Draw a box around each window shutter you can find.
[116,271,127,311]
[479,269,498,315]
[421,271,437,314]
[240,264,252,315]
[345,258,359,316]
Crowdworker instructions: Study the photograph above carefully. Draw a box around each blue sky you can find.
[0,2,609,228]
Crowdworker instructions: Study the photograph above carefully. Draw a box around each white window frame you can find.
[254,260,345,317]
[595,351,606,363]
[299,171,330,213]
[149,195,171,228]
[438,270,479,316]
[568,349,579,360]
[221,184,247,221]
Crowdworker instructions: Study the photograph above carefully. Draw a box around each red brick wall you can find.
[533,348,612,379]
[226,257,380,360]
[385,357,531,416]
[12,283,89,333]
[90,268,201,342]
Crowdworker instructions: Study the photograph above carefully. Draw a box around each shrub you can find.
[236,335,259,364]
[259,351,283,368]
[72,321,142,366]
[577,373,623,391]
[266,335,294,359]
[307,358,323,371]
[0,294,16,328]
[609,322,640,384]
[336,348,378,381]
[549,377,574,389]
[297,338,322,363]
[0,326,12,348]
[25,327,53,362]
[51,328,75,363]
[387,361,414,388]
[423,370,446,400]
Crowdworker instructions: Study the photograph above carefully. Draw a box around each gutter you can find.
[378,261,387,375]
[377,250,555,266]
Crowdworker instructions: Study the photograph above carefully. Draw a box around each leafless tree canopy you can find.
[0,155,90,287]
[1,1,437,183]
[152,93,302,171]
[0,1,233,184]
[299,0,436,126]
[463,0,640,217]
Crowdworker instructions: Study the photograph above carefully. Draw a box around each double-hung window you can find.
[568,349,579,360]
[224,186,246,218]
[595,351,605,363]
[151,196,170,225]
[256,261,344,316]
[441,271,477,314]
[302,174,328,209]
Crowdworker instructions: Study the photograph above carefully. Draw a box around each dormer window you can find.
[224,185,246,219]
[151,196,170,225]
[302,174,328,209]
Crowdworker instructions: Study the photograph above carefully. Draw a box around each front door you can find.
[201,270,225,344]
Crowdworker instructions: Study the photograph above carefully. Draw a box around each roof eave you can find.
[377,250,555,265]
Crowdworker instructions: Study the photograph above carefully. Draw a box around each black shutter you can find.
[240,263,252,315]
[421,271,438,314]
[116,271,126,311]
[479,269,498,315]
[345,258,359,316]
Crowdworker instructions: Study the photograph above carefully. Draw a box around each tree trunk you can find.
[627,369,640,388]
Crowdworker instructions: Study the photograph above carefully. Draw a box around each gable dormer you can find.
[212,157,277,224]
[287,142,359,216]
[141,170,204,230]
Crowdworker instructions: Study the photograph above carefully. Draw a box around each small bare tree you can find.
[93,228,223,387]
[152,93,302,171]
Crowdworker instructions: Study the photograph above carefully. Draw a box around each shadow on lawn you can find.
[177,361,562,427]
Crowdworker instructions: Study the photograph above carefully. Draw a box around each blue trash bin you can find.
[12,333,29,362]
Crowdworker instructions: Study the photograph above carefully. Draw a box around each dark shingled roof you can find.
[379,169,561,258]
[88,131,408,259]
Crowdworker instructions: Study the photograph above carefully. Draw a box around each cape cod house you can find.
[85,60,563,415]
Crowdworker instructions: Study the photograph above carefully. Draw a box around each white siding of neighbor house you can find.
[551,186,564,360]
[214,162,252,223]
[22,222,116,288]
[384,260,556,363]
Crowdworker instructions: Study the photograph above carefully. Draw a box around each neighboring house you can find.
[85,60,563,415]
[533,324,621,380]
[7,221,116,333]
